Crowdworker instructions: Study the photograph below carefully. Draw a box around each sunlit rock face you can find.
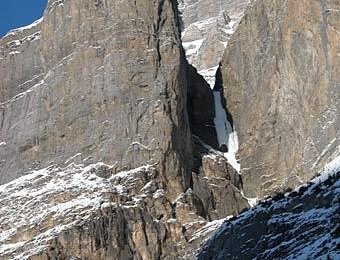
[0,0,193,194]
[0,152,249,259]
[0,0,249,259]
[221,0,340,198]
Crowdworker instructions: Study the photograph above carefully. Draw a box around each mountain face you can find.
[0,0,247,258]
[0,0,339,259]
[220,0,340,198]
[0,0,192,196]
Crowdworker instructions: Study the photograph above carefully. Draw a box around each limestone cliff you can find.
[0,0,248,259]
[0,0,339,258]
[221,0,340,197]
[0,0,193,198]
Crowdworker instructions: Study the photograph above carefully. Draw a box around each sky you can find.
[0,0,47,37]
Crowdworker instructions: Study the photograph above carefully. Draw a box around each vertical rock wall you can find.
[0,0,193,197]
[221,0,340,197]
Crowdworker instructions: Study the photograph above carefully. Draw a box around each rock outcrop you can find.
[0,153,248,259]
[221,0,340,197]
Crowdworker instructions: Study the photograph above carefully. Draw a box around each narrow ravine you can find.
[179,5,243,173]
[213,89,240,172]
[197,64,241,173]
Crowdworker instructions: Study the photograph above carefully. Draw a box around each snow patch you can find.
[311,154,340,185]
[312,137,338,169]
[182,39,205,57]
[4,17,43,38]
[189,218,230,243]
[213,91,241,172]
[198,66,219,88]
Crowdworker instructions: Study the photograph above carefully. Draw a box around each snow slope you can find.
[197,156,340,259]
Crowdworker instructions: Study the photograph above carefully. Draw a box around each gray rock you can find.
[221,0,340,198]
[0,0,249,259]
[0,0,193,198]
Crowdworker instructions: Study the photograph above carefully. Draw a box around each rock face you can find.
[1,0,338,258]
[0,0,248,259]
[0,18,43,104]
[0,163,183,259]
[0,154,248,259]
[0,0,193,197]
[179,0,249,83]
[221,0,340,197]
[197,157,340,260]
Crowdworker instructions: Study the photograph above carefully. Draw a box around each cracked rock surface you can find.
[221,0,340,198]
[1,0,339,259]
[0,0,248,259]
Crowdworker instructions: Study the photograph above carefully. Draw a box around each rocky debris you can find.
[0,158,248,259]
[192,152,249,221]
[197,156,340,260]
[193,136,249,216]
[221,0,340,198]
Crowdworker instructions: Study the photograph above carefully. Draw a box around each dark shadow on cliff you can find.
[186,64,219,173]
[186,63,237,173]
